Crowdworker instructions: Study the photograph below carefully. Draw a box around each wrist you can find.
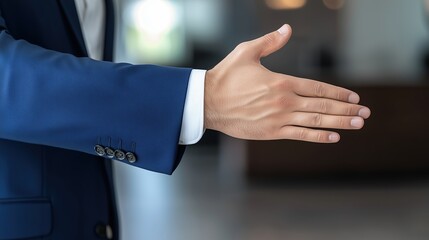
[204,69,218,131]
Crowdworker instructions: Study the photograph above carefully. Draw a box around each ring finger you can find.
[286,112,365,130]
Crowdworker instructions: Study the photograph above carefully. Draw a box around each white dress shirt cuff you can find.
[179,69,206,145]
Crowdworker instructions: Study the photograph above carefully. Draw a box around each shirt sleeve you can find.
[179,69,206,145]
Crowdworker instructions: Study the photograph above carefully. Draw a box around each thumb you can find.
[249,24,292,59]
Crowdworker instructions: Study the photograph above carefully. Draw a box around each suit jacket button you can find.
[95,224,113,239]
[94,145,106,156]
[126,152,137,163]
[114,150,126,160]
[105,147,115,159]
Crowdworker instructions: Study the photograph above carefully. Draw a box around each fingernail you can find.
[348,93,360,104]
[351,117,364,128]
[277,24,289,35]
[329,133,340,142]
[358,107,371,119]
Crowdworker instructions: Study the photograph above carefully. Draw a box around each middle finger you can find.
[297,98,371,118]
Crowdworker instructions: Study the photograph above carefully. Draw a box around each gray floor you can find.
[113,144,429,240]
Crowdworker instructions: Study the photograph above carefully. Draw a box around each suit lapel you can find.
[58,0,88,57]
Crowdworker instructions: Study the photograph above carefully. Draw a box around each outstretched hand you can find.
[204,24,371,143]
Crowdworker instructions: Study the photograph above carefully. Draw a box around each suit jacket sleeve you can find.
[0,13,190,175]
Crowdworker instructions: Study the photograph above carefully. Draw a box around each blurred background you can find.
[112,0,429,239]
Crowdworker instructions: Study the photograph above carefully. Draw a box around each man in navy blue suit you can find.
[0,0,370,239]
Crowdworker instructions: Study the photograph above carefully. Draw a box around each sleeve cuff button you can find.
[114,150,126,161]
[126,152,137,163]
[94,145,106,156]
[105,147,115,159]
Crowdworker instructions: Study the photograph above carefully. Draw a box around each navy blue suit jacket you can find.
[0,0,190,239]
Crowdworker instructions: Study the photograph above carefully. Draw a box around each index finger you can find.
[292,78,360,104]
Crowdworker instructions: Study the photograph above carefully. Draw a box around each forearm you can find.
[0,27,191,174]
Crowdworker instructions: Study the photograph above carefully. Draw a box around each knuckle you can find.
[337,117,346,128]
[316,132,325,142]
[346,106,353,116]
[312,113,323,127]
[337,90,343,101]
[273,79,290,91]
[313,83,326,97]
[268,125,280,139]
[298,128,307,140]
[236,42,247,49]
[319,100,329,113]
[275,95,294,109]
[300,99,310,110]
[263,33,276,46]
[234,42,249,55]
[271,82,298,109]
[274,80,295,95]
